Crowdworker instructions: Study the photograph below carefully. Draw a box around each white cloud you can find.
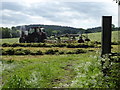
[1,0,113,2]
[119,6,120,27]
[1,1,118,28]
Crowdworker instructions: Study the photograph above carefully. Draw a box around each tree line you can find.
[0,27,20,39]
[1,24,119,39]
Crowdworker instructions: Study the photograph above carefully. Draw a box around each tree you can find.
[0,27,20,38]
[11,27,20,38]
[112,24,115,28]
[0,27,12,38]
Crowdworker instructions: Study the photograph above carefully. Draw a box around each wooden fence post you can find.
[101,16,112,56]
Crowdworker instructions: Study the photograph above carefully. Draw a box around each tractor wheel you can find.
[34,37,39,43]
[19,37,25,43]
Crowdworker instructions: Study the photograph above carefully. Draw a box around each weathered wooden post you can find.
[101,16,112,56]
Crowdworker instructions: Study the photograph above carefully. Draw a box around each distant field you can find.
[87,31,119,42]
[0,31,119,44]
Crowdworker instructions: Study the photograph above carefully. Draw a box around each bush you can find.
[101,54,120,88]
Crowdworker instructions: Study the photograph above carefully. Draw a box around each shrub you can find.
[101,54,120,88]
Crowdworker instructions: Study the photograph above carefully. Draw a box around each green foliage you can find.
[0,27,20,39]
[0,27,12,38]
[101,54,120,88]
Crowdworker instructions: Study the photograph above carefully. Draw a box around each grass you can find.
[1,31,119,88]
[0,38,19,44]
[87,31,119,42]
[2,51,103,88]
[1,45,119,88]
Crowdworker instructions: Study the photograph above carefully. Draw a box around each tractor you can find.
[19,27,47,43]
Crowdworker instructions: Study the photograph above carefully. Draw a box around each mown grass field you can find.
[1,31,119,88]
[87,31,119,42]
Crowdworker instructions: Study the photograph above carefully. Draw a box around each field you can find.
[1,31,119,44]
[0,31,119,88]
[0,38,19,44]
[87,31,119,42]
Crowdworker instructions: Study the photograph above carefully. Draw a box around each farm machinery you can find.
[19,27,47,43]
[19,25,90,43]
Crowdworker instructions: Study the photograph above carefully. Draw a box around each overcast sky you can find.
[0,0,118,29]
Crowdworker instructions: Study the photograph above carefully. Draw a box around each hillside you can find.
[16,24,119,36]
[16,24,83,36]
